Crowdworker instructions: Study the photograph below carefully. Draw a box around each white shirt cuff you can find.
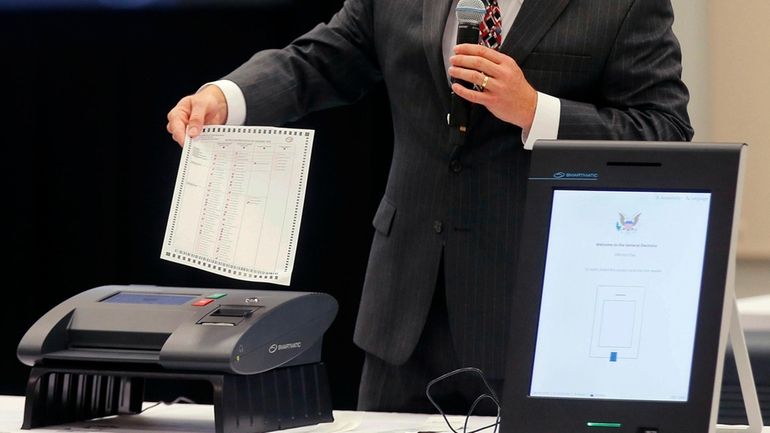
[200,80,247,126]
[521,92,561,150]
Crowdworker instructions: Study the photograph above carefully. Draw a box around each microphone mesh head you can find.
[456,0,486,25]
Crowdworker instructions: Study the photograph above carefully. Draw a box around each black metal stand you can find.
[21,362,334,433]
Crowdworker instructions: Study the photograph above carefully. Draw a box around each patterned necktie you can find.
[479,0,503,49]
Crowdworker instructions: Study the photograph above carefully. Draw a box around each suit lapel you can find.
[422,0,453,114]
[469,0,571,127]
[501,0,571,65]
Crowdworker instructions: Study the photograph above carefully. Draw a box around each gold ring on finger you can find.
[480,73,489,91]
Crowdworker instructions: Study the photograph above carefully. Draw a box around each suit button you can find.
[433,220,443,233]
[450,160,462,173]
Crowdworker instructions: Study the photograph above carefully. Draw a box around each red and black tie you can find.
[479,0,502,49]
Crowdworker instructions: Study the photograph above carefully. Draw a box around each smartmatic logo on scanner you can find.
[269,342,302,354]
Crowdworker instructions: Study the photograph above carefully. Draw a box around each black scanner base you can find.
[21,362,334,433]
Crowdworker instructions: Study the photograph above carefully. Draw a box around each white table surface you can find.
[0,395,498,433]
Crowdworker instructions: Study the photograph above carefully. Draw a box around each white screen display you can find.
[529,190,711,402]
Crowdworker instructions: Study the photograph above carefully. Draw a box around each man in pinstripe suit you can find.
[167,0,693,414]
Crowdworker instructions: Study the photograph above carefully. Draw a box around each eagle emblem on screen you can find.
[617,212,641,231]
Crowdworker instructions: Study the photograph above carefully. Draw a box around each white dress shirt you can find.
[211,0,559,150]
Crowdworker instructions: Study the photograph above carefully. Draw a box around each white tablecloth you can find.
[0,395,498,433]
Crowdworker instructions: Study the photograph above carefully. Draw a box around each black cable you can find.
[466,421,500,433]
[464,394,500,433]
[138,396,197,414]
[425,367,501,433]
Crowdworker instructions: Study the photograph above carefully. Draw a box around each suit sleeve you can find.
[222,0,382,126]
[558,0,694,141]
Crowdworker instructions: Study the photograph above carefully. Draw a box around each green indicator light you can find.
[587,422,622,428]
[206,293,227,299]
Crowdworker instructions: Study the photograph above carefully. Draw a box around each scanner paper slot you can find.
[197,305,262,326]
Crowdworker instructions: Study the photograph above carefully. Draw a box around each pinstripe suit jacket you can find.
[224,0,693,378]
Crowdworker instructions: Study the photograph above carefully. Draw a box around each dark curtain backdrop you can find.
[1,1,393,410]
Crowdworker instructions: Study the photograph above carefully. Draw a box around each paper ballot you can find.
[161,126,314,285]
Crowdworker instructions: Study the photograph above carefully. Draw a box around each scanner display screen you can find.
[102,292,197,305]
[529,190,711,402]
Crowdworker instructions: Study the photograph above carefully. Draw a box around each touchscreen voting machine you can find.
[500,141,766,433]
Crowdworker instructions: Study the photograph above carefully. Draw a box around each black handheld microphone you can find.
[453,0,486,89]
[449,0,485,132]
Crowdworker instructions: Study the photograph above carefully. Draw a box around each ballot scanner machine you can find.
[17,285,338,433]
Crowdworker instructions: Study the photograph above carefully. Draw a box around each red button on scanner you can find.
[192,298,214,307]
